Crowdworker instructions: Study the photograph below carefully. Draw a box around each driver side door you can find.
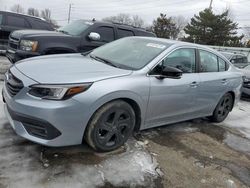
[145,48,200,128]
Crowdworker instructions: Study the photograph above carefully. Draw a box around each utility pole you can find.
[68,4,73,23]
[209,0,213,10]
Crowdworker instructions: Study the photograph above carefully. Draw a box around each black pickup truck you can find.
[6,20,155,63]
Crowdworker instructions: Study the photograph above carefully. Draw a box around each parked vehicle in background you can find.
[6,20,156,63]
[0,11,54,54]
[241,65,250,98]
[220,51,249,68]
[2,37,242,151]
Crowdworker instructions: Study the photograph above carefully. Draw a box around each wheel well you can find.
[227,91,235,111]
[120,98,142,132]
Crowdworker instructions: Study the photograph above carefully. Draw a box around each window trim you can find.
[147,46,198,76]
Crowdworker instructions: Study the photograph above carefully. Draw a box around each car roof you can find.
[130,36,217,49]
[76,19,153,33]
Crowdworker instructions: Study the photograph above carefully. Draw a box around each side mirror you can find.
[88,32,101,41]
[157,66,183,79]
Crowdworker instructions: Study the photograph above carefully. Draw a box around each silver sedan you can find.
[2,37,243,151]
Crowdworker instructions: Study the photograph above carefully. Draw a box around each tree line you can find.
[9,4,57,27]
[8,4,248,47]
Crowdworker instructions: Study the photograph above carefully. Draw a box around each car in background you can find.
[0,11,54,54]
[241,65,250,98]
[221,51,249,68]
[2,37,242,151]
[6,20,156,63]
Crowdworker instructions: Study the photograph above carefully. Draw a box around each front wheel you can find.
[209,93,233,123]
[85,100,136,152]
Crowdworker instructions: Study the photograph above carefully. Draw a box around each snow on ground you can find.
[222,100,250,139]
[0,81,162,188]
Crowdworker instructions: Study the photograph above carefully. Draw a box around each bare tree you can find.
[10,4,24,14]
[132,15,144,28]
[41,9,51,22]
[27,8,39,17]
[172,16,188,39]
[103,13,145,28]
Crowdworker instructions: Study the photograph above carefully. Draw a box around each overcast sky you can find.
[1,0,250,29]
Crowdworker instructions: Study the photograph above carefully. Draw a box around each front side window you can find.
[162,48,196,73]
[94,26,115,42]
[199,50,218,72]
[6,15,30,28]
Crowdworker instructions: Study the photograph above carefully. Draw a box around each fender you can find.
[83,90,147,131]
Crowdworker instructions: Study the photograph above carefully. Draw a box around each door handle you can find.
[190,81,198,88]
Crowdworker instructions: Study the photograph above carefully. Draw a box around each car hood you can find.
[14,54,132,84]
[11,30,68,40]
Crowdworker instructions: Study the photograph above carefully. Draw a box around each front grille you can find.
[9,42,18,50]
[8,36,19,50]
[5,71,24,97]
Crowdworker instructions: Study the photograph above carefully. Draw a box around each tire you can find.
[85,100,136,152]
[209,93,233,123]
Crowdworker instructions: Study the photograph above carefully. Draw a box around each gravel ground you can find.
[0,60,250,187]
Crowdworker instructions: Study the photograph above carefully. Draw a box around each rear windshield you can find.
[91,37,171,70]
[58,20,92,36]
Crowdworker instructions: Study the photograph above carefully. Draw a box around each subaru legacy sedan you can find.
[2,37,243,152]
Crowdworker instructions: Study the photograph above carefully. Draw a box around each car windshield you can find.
[90,37,171,70]
[58,20,92,36]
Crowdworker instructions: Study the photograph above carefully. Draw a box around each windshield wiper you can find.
[58,30,70,35]
[90,54,119,68]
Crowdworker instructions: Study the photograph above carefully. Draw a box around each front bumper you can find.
[6,49,40,63]
[2,67,91,147]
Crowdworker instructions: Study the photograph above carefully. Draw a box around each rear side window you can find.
[0,14,3,25]
[117,28,134,38]
[218,58,229,71]
[94,26,115,42]
[199,50,218,72]
[6,15,30,28]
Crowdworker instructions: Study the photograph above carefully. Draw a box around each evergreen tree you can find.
[184,9,243,46]
[152,13,179,39]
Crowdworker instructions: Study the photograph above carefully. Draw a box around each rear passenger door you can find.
[197,49,231,115]
[4,14,31,37]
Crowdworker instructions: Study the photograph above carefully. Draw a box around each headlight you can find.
[28,83,92,100]
[20,40,38,52]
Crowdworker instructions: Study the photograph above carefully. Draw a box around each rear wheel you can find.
[85,100,136,152]
[209,93,233,123]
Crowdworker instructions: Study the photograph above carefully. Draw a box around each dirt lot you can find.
[0,56,250,188]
